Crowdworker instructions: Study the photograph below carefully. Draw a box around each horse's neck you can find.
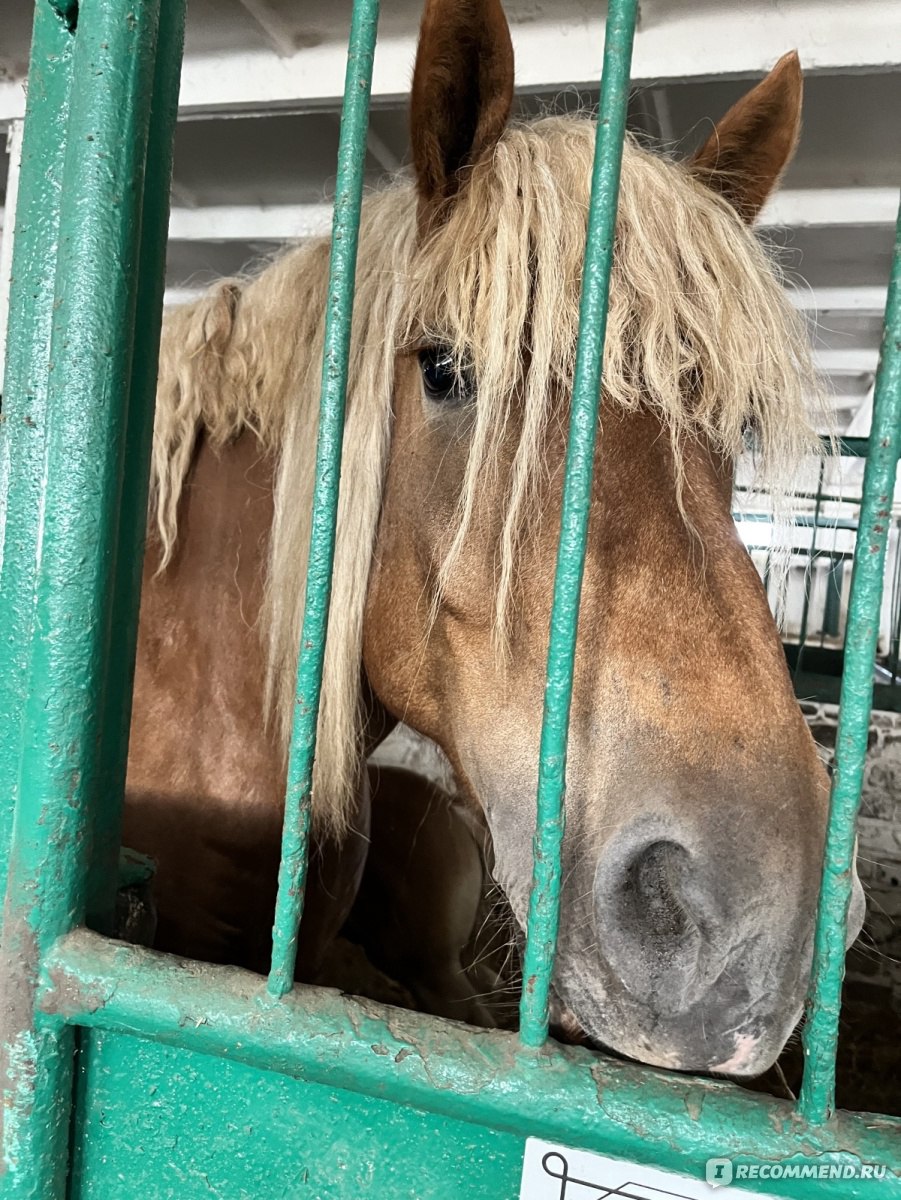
[127,429,283,824]
[125,429,385,970]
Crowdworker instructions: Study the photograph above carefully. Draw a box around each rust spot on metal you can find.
[768,1108,791,1135]
[0,916,42,1163]
[41,964,108,1021]
[589,1060,606,1107]
[684,1091,704,1121]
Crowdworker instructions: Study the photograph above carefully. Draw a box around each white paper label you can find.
[519,1138,779,1199]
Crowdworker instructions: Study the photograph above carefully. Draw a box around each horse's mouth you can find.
[546,983,806,1080]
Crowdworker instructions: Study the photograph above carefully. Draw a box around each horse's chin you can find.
[548,976,801,1079]
[545,877,864,1076]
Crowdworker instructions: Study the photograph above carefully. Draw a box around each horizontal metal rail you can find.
[41,929,901,1199]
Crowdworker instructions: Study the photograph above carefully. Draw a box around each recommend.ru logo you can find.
[705,1157,887,1189]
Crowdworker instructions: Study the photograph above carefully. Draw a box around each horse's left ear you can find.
[410,0,514,227]
[691,51,802,224]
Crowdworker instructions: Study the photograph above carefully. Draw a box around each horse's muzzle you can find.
[582,816,866,1076]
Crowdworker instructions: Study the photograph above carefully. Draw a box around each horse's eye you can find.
[418,346,474,405]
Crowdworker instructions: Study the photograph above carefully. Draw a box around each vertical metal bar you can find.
[763,544,774,605]
[888,525,901,683]
[794,460,825,677]
[0,5,74,906]
[0,1,164,1192]
[87,0,188,932]
[822,556,844,642]
[518,0,639,1048]
[798,198,901,1124]
[268,0,381,998]
[0,13,75,1190]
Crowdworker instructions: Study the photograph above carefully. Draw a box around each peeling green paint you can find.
[38,930,901,1198]
[0,2,185,1195]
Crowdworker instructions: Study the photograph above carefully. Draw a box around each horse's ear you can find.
[410,0,514,226]
[690,51,802,224]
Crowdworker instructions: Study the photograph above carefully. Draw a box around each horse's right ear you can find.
[410,0,514,228]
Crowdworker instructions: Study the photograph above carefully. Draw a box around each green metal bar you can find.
[833,437,871,458]
[887,523,901,683]
[822,558,845,642]
[0,2,74,908]
[0,1,164,1192]
[87,0,188,933]
[798,197,901,1125]
[519,0,638,1047]
[268,0,381,998]
[40,930,901,1199]
[0,10,76,1191]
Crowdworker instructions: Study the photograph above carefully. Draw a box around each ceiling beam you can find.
[235,0,298,59]
[161,185,901,246]
[759,188,898,229]
[3,0,900,125]
[3,196,894,359]
[815,349,880,375]
[157,195,899,245]
[787,287,888,314]
[167,203,333,242]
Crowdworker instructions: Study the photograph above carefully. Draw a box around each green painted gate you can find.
[1,1,900,1196]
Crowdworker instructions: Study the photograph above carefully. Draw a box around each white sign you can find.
[519,1139,779,1199]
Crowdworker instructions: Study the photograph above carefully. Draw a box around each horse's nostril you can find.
[623,839,694,945]
[589,818,814,1056]
[594,835,723,1008]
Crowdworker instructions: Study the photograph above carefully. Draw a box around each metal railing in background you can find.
[739,436,901,709]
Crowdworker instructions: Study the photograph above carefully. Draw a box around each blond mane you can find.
[152,117,821,832]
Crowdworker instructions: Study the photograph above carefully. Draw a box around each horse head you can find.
[361,0,865,1074]
[150,0,866,1077]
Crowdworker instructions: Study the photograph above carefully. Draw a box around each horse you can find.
[344,760,519,1029]
[125,0,865,1076]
